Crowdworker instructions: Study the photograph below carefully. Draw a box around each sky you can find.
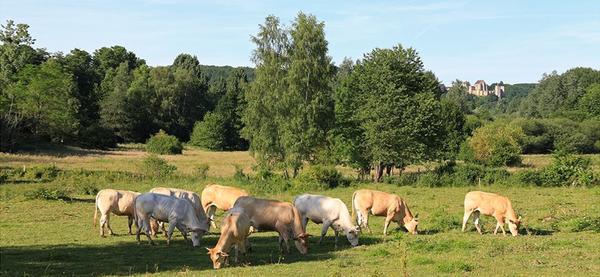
[1,0,599,84]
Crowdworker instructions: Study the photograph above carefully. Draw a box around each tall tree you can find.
[99,62,133,141]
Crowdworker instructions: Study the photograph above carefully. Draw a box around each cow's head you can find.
[206,247,229,269]
[345,226,360,247]
[508,216,522,236]
[190,228,206,247]
[404,215,419,235]
[294,233,309,254]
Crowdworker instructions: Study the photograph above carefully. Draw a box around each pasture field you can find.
[1,147,600,276]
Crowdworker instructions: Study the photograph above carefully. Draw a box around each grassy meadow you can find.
[1,146,600,276]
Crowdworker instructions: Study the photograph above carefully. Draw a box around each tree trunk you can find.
[375,162,384,182]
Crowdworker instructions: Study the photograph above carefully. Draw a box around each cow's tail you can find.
[93,193,99,227]
[351,191,357,223]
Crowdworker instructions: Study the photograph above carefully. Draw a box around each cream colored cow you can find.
[352,189,418,235]
[206,208,252,269]
[462,191,521,236]
[93,189,140,237]
[201,184,249,229]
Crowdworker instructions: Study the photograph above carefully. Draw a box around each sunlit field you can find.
[1,147,599,276]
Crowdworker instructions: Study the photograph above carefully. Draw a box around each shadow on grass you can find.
[523,227,555,236]
[0,235,335,276]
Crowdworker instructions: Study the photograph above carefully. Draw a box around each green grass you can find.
[1,148,600,276]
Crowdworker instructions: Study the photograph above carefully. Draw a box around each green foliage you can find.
[145,130,183,155]
[140,154,177,177]
[189,112,226,150]
[22,165,60,180]
[469,121,523,166]
[194,163,210,179]
[24,187,70,200]
[511,169,543,186]
[540,153,596,186]
[436,261,474,273]
[300,165,348,189]
[555,217,600,233]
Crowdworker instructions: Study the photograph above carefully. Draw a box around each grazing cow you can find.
[232,196,309,254]
[149,187,208,237]
[206,208,252,269]
[293,194,359,247]
[462,191,521,236]
[93,189,140,237]
[352,189,419,235]
[135,193,209,246]
[201,184,249,229]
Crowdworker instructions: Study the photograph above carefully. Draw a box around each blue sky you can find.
[1,0,599,84]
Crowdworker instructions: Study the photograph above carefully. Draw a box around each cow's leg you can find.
[161,222,168,238]
[334,230,339,247]
[473,211,482,235]
[166,221,177,246]
[144,219,155,245]
[497,216,507,236]
[301,217,309,231]
[360,210,372,234]
[383,212,395,236]
[494,222,501,235]
[127,216,134,235]
[206,205,218,229]
[462,210,473,232]
[105,213,114,235]
[99,213,108,237]
[176,224,189,241]
[319,220,332,245]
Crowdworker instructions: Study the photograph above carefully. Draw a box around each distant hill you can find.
[199,65,255,82]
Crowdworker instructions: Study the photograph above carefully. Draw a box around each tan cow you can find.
[232,196,309,254]
[201,184,249,229]
[462,191,521,236]
[93,189,140,237]
[206,208,252,269]
[352,189,418,235]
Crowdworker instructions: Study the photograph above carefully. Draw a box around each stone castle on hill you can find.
[462,80,505,98]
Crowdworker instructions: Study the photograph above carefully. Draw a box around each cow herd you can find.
[93,184,521,269]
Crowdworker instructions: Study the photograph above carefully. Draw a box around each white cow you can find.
[135,193,209,246]
[293,194,360,247]
[149,187,208,237]
[93,189,140,237]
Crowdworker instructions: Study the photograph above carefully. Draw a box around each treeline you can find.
[0,20,250,151]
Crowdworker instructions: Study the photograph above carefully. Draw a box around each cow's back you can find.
[465,191,509,215]
[97,189,137,216]
[233,196,294,230]
[203,184,249,210]
[355,189,396,216]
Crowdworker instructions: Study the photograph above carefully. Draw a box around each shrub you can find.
[512,169,543,186]
[556,217,600,233]
[145,130,183,155]
[233,164,246,181]
[189,112,226,150]
[453,163,486,185]
[541,153,596,186]
[24,187,70,200]
[482,167,510,185]
[302,165,348,189]
[141,155,177,177]
[457,140,475,162]
[416,172,441,187]
[469,121,523,166]
[23,165,60,180]
[195,164,210,179]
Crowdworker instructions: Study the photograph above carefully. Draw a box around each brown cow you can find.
[201,184,249,229]
[232,196,309,254]
[93,189,140,237]
[352,189,418,235]
[462,191,521,236]
[206,208,252,269]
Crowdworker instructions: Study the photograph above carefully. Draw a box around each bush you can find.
[482,167,510,185]
[24,187,70,200]
[541,153,596,186]
[141,155,177,177]
[453,163,486,185]
[23,165,60,180]
[146,130,183,155]
[195,164,210,179]
[469,121,523,166]
[512,169,543,186]
[78,123,117,149]
[416,172,442,187]
[189,112,227,150]
[233,164,247,181]
[555,217,600,233]
[301,165,348,189]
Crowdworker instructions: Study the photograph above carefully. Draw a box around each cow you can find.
[206,208,252,269]
[201,184,249,229]
[134,192,209,246]
[462,191,521,236]
[232,196,309,254]
[293,194,359,247]
[352,189,419,235]
[93,189,140,237]
[149,187,208,238]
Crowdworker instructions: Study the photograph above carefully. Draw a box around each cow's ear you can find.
[219,251,229,257]
[206,247,212,254]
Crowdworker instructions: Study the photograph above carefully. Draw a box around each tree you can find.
[579,84,600,118]
[439,98,467,160]
[99,62,133,141]
[242,15,289,169]
[93,45,144,81]
[468,121,523,166]
[60,49,100,127]
[190,112,227,150]
[7,59,78,141]
[214,69,248,150]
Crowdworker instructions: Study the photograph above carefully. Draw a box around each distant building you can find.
[467,80,505,98]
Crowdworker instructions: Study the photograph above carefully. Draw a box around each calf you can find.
[149,187,209,237]
[352,189,418,235]
[135,193,209,246]
[206,208,252,269]
[93,189,140,237]
[232,196,309,254]
[293,194,359,247]
[462,191,521,236]
[201,184,249,229]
